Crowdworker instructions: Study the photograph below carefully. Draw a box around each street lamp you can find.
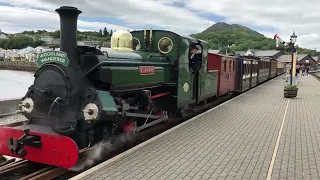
[289,32,297,85]
[290,32,297,44]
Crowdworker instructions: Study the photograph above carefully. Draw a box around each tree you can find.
[103,27,109,37]
[99,29,103,37]
[51,30,60,39]
[0,35,45,49]
[109,29,113,37]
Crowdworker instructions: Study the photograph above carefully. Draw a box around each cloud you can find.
[0,0,213,34]
[0,5,130,33]
[0,0,319,50]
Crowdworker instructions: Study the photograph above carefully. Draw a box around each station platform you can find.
[71,74,320,180]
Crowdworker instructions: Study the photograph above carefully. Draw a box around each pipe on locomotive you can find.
[55,6,82,65]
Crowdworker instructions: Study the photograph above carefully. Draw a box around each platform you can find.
[71,74,320,180]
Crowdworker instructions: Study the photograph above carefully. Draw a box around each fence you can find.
[0,61,37,72]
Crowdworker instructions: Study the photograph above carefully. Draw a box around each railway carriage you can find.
[258,57,270,83]
[250,58,259,87]
[207,52,236,96]
[276,61,285,75]
[270,59,278,78]
[235,57,253,92]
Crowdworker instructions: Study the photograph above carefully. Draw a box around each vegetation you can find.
[191,22,319,56]
[19,27,113,42]
[284,84,298,89]
[0,35,44,49]
[0,27,114,49]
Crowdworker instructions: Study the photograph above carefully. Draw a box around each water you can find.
[0,70,34,100]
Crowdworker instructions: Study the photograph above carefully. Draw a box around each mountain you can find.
[191,22,317,56]
[201,22,263,36]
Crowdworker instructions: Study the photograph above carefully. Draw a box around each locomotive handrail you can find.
[147,54,170,61]
[84,60,173,77]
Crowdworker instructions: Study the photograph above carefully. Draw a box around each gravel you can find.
[0,114,27,126]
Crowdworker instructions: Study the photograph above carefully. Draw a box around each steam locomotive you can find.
[0,6,285,169]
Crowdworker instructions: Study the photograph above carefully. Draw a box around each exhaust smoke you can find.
[69,133,134,172]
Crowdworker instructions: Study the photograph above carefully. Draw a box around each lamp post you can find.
[288,32,297,85]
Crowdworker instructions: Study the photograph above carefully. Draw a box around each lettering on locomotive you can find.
[139,66,155,75]
[37,50,70,67]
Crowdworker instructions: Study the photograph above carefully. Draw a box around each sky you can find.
[0,0,320,50]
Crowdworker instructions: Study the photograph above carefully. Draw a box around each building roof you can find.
[245,49,281,57]
[234,51,245,55]
[276,54,317,63]
[312,56,318,61]
[296,54,309,61]
[254,50,281,57]
[276,55,291,63]
[208,50,220,54]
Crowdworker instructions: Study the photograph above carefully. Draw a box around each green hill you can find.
[191,22,317,56]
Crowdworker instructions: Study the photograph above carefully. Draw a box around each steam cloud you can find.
[69,133,134,172]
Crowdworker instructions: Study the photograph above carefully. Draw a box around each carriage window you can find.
[243,63,247,74]
[224,60,227,72]
[233,61,235,71]
[252,62,254,72]
[252,62,255,72]
[229,60,232,72]
[243,63,245,74]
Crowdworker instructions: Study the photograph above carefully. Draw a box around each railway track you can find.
[0,93,235,179]
[0,155,69,180]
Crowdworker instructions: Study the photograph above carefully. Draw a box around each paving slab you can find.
[71,74,320,180]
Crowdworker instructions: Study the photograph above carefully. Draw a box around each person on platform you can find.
[296,66,300,77]
[301,65,305,76]
[284,69,291,82]
[306,66,309,75]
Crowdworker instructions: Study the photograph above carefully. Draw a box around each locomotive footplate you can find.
[0,127,79,168]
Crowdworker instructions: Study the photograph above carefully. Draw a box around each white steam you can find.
[68,133,134,172]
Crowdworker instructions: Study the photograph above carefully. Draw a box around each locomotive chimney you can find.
[55,6,82,65]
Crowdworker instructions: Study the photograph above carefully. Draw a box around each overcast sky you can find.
[0,0,319,50]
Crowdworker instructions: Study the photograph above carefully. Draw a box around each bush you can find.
[284,84,297,89]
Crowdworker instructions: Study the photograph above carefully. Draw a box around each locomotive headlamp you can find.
[83,103,99,122]
[158,37,173,54]
[18,98,34,113]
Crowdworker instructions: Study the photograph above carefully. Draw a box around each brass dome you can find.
[111,30,133,51]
